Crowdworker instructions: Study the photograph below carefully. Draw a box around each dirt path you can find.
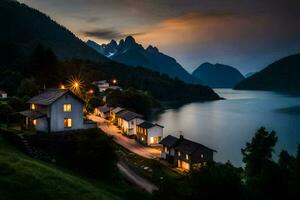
[117,161,158,193]
[88,115,161,159]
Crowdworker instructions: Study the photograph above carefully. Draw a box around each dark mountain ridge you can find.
[87,37,200,84]
[192,62,245,88]
[235,53,300,91]
[0,0,107,65]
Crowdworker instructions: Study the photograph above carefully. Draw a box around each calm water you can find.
[152,89,300,166]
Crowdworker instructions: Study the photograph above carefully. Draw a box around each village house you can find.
[136,121,163,146]
[20,89,96,133]
[94,105,110,119]
[110,107,125,123]
[160,135,216,172]
[117,110,143,135]
[0,90,7,98]
[93,80,110,92]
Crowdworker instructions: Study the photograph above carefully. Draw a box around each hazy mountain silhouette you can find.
[192,62,244,88]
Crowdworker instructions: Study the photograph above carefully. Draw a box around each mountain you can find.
[192,62,245,88]
[87,37,200,84]
[0,0,107,64]
[244,72,256,78]
[235,53,300,91]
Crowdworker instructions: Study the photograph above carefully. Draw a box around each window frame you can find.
[63,103,72,112]
[64,118,72,128]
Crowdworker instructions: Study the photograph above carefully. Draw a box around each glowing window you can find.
[186,154,189,160]
[64,118,72,128]
[150,137,154,144]
[31,104,36,110]
[178,151,181,157]
[63,104,72,112]
[32,119,37,126]
[165,147,168,153]
[201,154,204,158]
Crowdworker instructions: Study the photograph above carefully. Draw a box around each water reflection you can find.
[152,89,300,166]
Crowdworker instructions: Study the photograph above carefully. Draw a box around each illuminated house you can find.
[160,135,216,172]
[0,90,7,98]
[93,80,109,92]
[94,105,111,118]
[110,107,125,123]
[136,121,163,146]
[117,110,143,135]
[20,89,95,133]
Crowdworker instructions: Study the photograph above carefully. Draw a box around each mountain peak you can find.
[146,45,159,54]
[125,36,136,44]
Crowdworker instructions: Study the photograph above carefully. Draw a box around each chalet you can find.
[94,105,110,118]
[20,89,96,133]
[136,121,163,146]
[0,90,7,98]
[117,110,143,135]
[160,135,216,172]
[110,107,125,123]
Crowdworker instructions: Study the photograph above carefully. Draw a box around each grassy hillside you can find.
[0,135,149,200]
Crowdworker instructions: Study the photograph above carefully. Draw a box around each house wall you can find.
[49,94,84,132]
[36,117,48,132]
[192,148,214,163]
[147,126,163,145]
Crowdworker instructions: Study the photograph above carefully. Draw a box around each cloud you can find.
[82,28,145,40]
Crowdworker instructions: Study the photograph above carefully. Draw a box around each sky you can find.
[19,0,300,74]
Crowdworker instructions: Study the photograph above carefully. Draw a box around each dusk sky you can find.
[19,0,300,74]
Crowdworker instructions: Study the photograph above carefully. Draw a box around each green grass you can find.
[0,136,150,200]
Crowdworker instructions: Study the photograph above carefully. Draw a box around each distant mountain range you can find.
[192,62,245,88]
[0,0,107,65]
[87,37,200,84]
[244,72,256,78]
[235,53,300,91]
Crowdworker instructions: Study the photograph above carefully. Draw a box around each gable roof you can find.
[138,121,164,129]
[175,137,216,154]
[27,89,84,106]
[117,110,143,121]
[159,135,179,148]
[111,107,125,114]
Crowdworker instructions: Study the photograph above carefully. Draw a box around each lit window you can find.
[186,154,189,160]
[178,151,181,156]
[150,137,154,144]
[141,137,144,141]
[165,147,168,153]
[31,104,36,110]
[63,104,72,112]
[32,119,37,126]
[64,118,72,128]
[201,154,204,158]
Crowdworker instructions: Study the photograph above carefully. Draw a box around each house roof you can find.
[138,121,164,129]
[98,105,110,113]
[19,110,46,119]
[117,110,143,121]
[27,89,84,106]
[111,107,125,114]
[174,137,217,154]
[159,135,179,148]
[138,121,156,129]
[160,135,216,154]
[0,90,7,94]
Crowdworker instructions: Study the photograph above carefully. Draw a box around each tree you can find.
[17,78,40,97]
[241,127,278,178]
[86,96,101,113]
[0,103,13,123]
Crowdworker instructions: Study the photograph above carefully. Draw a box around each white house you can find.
[110,107,125,123]
[0,90,7,98]
[94,105,111,118]
[20,89,96,133]
[136,121,163,146]
[117,110,143,135]
[93,80,109,92]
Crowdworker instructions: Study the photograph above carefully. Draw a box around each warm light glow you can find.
[60,84,65,89]
[32,119,37,126]
[178,151,181,156]
[112,79,117,84]
[186,154,189,160]
[67,75,84,95]
[31,104,36,110]
[150,137,154,144]
[63,104,72,112]
[89,89,94,94]
[64,118,72,128]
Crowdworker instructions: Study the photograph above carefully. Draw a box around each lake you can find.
[152,89,300,166]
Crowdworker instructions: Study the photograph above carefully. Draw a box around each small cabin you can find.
[160,135,216,172]
[94,105,110,118]
[93,80,109,92]
[117,110,143,135]
[136,121,163,146]
[20,89,96,133]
